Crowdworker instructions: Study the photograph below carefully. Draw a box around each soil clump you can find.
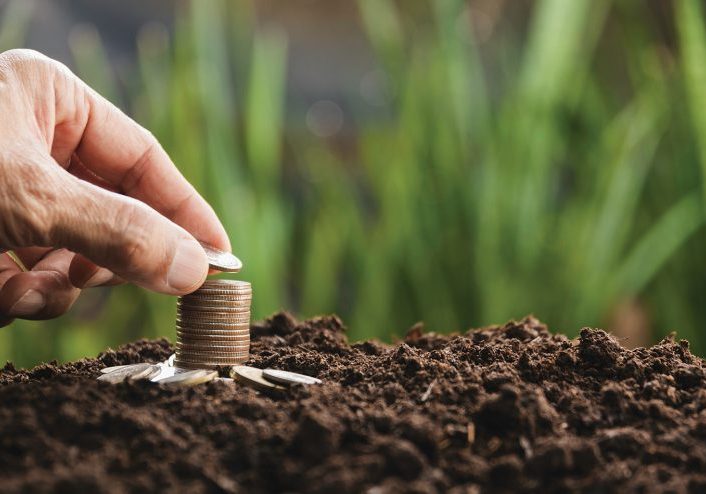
[1,313,706,493]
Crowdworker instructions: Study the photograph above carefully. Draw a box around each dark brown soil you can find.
[1,313,706,493]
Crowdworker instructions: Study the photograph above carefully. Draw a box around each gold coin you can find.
[182,291,252,299]
[96,363,161,383]
[177,317,250,327]
[200,280,251,290]
[182,297,250,303]
[194,288,250,295]
[179,299,252,309]
[230,365,285,391]
[176,345,250,354]
[177,304,250,316]
[179,304,250,311]
[176,352,250,362]
[178,329,250,337]
[190,285,251,293]
[177,326,250,335]
[177,334,249,343]
[158,369,218,386]
[176,352,250,361]
[177,333,250,343]
[177,311,250,319]
[183,289,252,297]
[176,342,250,352]
[179,328,249,337]
[175,358,248,370]
[178,307,251,315]
[178,320,250,329]
[175,357,249,368]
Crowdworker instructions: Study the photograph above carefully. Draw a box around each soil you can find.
[1,313,706,493]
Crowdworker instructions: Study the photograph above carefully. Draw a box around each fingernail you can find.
[84,269,114,288]
[9,289,45,316]
[167,238,207,292]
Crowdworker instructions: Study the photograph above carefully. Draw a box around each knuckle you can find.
[0,155,55,247]
[0,49,55,78]
[109,201,154,269]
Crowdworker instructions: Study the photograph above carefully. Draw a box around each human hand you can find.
[0,49,230,326]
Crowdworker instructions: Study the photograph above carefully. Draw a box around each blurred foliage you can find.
[2,0,706,367]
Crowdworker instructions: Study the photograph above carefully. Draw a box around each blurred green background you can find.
[1,0,706,367]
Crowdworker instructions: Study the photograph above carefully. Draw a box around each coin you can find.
[177,303,250,313]
[262,369,322,386]
[97,363,160,383]
[175,358,248,369]
[175,348,250,360]
[230,365,285,391]
[183,289,252,298]
[199,280,251,290]
[100,364,133,374]
[175,360,247,370]
[150,364,177,382]
[180,302,250,310]
[177,335,250,345]
[158,369,218,386]
[179,293,251,301]
[178,310,251,319]
[175,353,250,363]
[177,320,250,330]
[176,342,250,353]
[177,326,249,334]
[199,242,242,273]
[177,320,250,328]
[177,333,250,342]
[174,279,252,369]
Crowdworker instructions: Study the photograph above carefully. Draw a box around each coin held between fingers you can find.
[199,241,242,273]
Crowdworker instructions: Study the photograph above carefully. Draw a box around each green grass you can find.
[2,0,706,367]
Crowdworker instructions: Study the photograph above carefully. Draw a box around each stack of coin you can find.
[174,280,252,370]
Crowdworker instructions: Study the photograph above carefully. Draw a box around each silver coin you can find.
[100,364,133,374]
[177,321,250,331]
[199,280,251,290]
[181,291,252,300]
[199,242,242,273]
[175,350,250,359]
[230,365,285,391]
[175,357,248,369]
[262,369,322,386]
[97,363,160,383]
[177,334,250,344]
[177,303,250,313]
[177,296,252,309]
[158,369,218,386]
[175,351,250,361]
[176,342,250,352]
[184,292,252,300]
[177,318,250,328]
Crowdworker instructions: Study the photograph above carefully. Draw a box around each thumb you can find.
[51,175,209,295]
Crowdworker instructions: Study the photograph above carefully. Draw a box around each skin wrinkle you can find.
[119,140,157,196]
[0,49,224,323]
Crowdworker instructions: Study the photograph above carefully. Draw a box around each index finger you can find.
[53,66,230,252]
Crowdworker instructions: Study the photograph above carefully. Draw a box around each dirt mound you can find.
[1,312,706,493]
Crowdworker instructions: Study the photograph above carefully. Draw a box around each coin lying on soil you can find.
[158,369,218,386]
[97,363,161,384]
[262,369,322,386]
[100,364,133,374]
[230,365,285,391]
